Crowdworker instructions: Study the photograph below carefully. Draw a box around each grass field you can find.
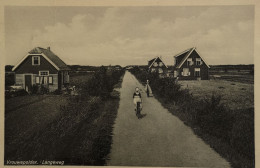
[176,79,254,168]
[179,79,254,110]
[5,94,68,160]
[209,71,254,84]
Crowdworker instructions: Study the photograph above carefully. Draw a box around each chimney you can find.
[47,47,50,50]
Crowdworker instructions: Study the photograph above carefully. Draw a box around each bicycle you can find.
[136,102,141,119]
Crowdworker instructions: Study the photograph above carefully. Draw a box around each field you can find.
[209,71,254,84]
[177,78,254,168]
[179,79,254,110]
[5,70,124,165]
[5,95,68,160]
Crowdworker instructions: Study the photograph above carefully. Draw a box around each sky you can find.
[5,6,254,66]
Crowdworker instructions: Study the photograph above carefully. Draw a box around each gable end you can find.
[175,48,210,69]
[12,53,60,72]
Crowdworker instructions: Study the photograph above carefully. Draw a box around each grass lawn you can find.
[179,79,254,110]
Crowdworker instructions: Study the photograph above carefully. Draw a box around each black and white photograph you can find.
[1,1,258,168]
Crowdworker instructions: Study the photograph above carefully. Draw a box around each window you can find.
[151,68,156,72]
[158,68,163,73]
[32,56,40,65]
[159,62,163,67]
[182,68,190,76]
[39,71,49,76]
[196,58,202,65]
[187,58,193,66]
[35,76,40,84]
[48,76,53,84]
[174,70,178,77]
[153,62,158,67]
[195,68,200,76]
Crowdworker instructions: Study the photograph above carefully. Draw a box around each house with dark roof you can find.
[148,56,168,78]
[173,47,210,80]
[12,47,71,92]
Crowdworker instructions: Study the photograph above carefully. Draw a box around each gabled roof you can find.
[12,47,70,71]
[173,47,210,68]
[148,58,156,67]
[174,47,194,58]
[148,56,168,69]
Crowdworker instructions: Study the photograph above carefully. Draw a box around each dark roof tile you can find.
[29,47,70,70]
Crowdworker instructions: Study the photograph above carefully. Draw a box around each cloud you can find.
[31,7,254,66]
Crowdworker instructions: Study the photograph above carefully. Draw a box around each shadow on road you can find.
[137,113,147,119]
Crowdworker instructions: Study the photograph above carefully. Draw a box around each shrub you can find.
[86,67,111,99]
[230,108,254,159]
[53,89,62,95]
[5,73,15,86]
[196,94,234,140]
[40,85,49,94]
[31,84,39,94]
[86,66,124,100]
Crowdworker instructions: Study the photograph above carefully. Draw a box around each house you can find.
[173,47,210,80]
[114,65,122,70]
[125,66,133,70]
[148,56,168,78]
[12,47,71,92]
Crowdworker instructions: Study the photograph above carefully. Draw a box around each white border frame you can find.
[0,1,259,168]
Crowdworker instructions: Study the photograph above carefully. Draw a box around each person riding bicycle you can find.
[133,87,142,111]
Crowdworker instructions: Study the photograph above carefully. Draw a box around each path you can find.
[107,71,230,167]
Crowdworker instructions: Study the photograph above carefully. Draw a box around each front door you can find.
[25,75,32,92]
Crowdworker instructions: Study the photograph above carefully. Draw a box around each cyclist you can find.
[133,87,142,112]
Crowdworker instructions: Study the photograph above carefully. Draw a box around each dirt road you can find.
[107,71,230,167]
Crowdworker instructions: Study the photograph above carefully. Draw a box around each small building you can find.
[125,66,133,70]
[114,65,122,70]
[173,47,210,80]
[12,47,71,92]
[148,56,168,78]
